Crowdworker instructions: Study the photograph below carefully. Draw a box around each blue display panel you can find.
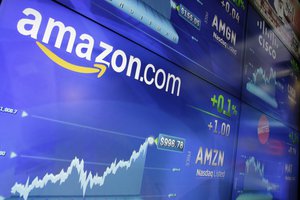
[242,5,300,130]
[251,0,300,60]
[54,0,248,95]
[0,0,240,199]
[232,103,299,200]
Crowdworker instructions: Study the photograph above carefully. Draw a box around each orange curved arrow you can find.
[36,41,106,78]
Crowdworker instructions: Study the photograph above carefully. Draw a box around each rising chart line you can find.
[11,140,149,200]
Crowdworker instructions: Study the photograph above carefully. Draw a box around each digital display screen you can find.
[250,0,300,60]
[232,103,299,200]
[242,5,300,130]
[54,0,248,95]
[0,0,240,199]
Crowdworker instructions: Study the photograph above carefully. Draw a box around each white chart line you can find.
[140,194,171,198]
[31,114,146,140]
[20,155,111,166]
[144,166,172,171]
[20,154,174,172]
[12,141,149,200]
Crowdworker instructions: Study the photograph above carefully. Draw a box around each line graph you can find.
[251,67,277,85]
[11,140,149,200]
[245,156,264,177]
[246,67,283,108]
[18,154,179,171]
[244,156,279,192]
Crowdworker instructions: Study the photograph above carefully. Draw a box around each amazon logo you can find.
[17,8,113,78]
[16,8,182,96]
